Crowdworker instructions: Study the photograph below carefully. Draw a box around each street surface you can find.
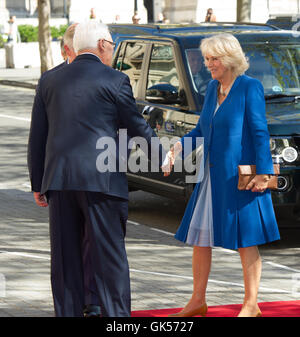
[0,84,299,317]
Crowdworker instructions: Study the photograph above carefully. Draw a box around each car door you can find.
[134,41,192,195]
[113,39,195,197]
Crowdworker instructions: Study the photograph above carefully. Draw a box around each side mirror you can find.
[146,83,181,104]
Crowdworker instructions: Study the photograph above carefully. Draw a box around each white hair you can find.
[200,33,249,77]
[73,20,111,53]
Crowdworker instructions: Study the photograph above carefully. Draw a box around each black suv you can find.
[109,23,300,215]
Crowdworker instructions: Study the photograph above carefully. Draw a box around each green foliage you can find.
[18,24,38,42]
[50,24,68,40]
[18,24,68,42]
[0,24,6,48]
[0,34,5,48]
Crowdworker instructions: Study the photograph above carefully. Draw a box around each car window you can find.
[117,42,146,97]
[185,48,211,96]
[244,44,300,94]
[114,42,126,71]
[146,44,180,103]
[289,47,300,79]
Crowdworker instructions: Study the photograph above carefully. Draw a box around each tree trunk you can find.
[237,0,251,22]
[38,0,53,74]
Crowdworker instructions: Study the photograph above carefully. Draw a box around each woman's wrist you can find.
[170,141,183,157]
[258,174,271,182]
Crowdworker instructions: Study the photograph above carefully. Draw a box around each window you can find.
[146,44,180,103]
[114,42,126,71]
[244,44,300,94]
[117,42,146,97]
[185,48,210,96]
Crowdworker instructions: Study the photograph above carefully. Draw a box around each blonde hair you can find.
[200,33,249,77]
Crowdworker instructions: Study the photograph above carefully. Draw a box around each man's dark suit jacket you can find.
[28,54,160,200]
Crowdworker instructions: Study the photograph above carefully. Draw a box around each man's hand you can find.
[33,192,48,207]
[246,174,270,193]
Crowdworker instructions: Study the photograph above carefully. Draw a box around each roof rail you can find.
[109,23,160,29]
[108,22,280,31]
[196,21,280,29]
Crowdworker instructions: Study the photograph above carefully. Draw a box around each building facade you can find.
[0,0,300,26]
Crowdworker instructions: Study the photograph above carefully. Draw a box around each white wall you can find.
[196,0,236,22]
[164,0,198,23]
[162,0,296,24]
[5,41,63,68]
[0,48,5,68]
[15,17,68,27]
[196,0,269,23]
[68,0,147,24]
[251,0,269,23]
[268,0,299,14]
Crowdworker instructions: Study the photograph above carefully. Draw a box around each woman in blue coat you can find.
[163,33,280,317]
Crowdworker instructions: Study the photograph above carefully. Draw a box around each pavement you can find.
[0,66,300,317]
[0,67,40,89]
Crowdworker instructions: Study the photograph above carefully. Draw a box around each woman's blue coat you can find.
[175,75,280,249]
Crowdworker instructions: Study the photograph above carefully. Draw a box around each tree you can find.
[38,0,53,74]
[237,0,251,22]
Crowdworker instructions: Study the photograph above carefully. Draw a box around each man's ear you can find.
[64,44,71,56]
[98,39,105,53]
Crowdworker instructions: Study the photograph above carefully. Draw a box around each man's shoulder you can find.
[39,62,66,84]
[42,62,66,76]
[93,59,126,79]
[49,61,67,72]
[73,54,127,80]
[89,60,129,87]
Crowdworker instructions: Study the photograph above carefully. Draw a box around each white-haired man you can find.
[29,21,101,318]
[28,20,164,317]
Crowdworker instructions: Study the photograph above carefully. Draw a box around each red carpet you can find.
[132,300,300,317]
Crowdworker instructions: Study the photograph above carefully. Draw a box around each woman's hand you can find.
[161,151,173,176]
[246,174,270,193]
[161,141,183,176]
[171,141,183,164]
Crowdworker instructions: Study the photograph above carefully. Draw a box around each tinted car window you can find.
[244,44,300,94]
[183,43,300,103]
[185,48,211,97]
[146,44,179,99]
[114,42,126,71]
[119,42,147,97]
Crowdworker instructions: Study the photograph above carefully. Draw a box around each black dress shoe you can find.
[83,305,102,317]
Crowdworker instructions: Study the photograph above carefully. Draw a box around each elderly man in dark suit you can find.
[34,22,101,317]
[27,20,164,317]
